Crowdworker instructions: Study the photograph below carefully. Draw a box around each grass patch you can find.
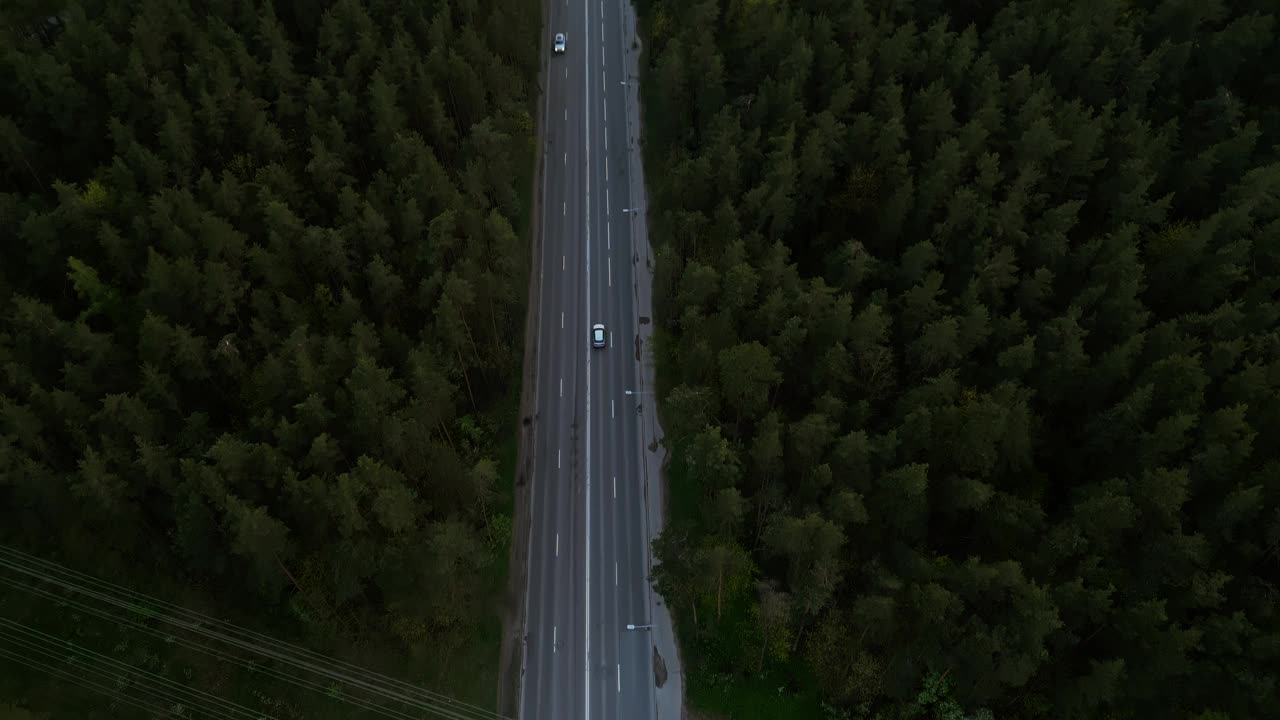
[430,401,521,708]
[688,674,826,720]
[650,292,826,720]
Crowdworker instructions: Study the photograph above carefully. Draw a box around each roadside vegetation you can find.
[637,0,1280,718]
[0,0,538,716]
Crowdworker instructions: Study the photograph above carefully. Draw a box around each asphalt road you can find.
[517,0,659,719]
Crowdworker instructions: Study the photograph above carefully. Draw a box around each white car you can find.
[554,33,566,54]
[592,323,606,348]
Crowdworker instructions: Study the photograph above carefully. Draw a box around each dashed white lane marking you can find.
[564,152,567,166]
[607,223,610,250]
[556,533,560,557]
[558,449,561,469]
[605,187,609,214]
[613,476,616,498]
[604,132,607,151]
[608,256,611,287]
[616,664,621,693]
[553,625,557,652]
[605,155,608,176]
[560,377,563,396]
[611,399,615,419]
[565,108,568,122]
[561,311,564,328]
[563,255,566,270]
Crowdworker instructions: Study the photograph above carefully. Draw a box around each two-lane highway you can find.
[519,0,654,719]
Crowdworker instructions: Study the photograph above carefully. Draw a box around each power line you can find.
[0,544,505,720]
[0,573,456,720]
[0,628,247,720]
[0,644,173,718]
[0,545,512,720]
[0,616,267,720]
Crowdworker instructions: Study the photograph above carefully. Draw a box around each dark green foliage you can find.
[0,0,536,715]
[640,0,1280,717]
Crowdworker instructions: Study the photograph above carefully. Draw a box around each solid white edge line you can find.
[519,22,557,716]
[582,0,593,711]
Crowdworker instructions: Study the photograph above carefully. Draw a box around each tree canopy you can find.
[0,0,537,715]
[639,0,1280,717]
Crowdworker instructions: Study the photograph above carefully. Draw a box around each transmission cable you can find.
[0,553,497,720]
[0,615,268,720]
[0,644,173,718]
[0,626,246,720]
[0,544,506,720]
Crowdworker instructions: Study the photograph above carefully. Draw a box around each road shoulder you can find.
[496,2,553,714]
[618,2,686,718]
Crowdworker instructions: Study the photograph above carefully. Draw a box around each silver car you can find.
[554,33,566,54]
[592,323,606,348]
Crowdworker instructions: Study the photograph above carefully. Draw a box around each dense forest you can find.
[0,0,537,716]
[638,0,1279,718]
